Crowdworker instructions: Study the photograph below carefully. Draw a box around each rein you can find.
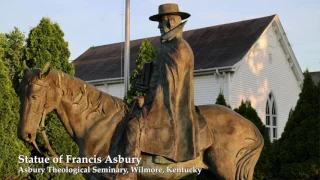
[32,91,138,168]
[33,109,100,168]
[32,78,106,168]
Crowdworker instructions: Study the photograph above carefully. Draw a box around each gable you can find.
[227,20,303,139]
[233,15,304,86]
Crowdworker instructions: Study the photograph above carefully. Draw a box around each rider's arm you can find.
[136,62,152,93]
[143,61,158,106]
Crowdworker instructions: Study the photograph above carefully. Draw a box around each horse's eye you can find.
[31,95,39,100]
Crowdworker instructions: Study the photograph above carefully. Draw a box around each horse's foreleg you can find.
[203,139,236,180]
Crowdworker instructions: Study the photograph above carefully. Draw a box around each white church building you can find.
[73,15,304,141]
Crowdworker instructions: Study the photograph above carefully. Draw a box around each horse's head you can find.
[18,62,62,143]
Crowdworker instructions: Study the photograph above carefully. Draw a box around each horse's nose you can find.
[27,133,32,141]
[21,133,32,143]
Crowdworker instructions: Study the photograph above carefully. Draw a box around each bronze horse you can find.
[18,63,263,180]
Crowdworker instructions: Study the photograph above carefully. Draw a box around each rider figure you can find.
[117,3,213,180]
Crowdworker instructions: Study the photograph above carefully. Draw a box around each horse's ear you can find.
[40,62,51,79]
[23,60,29,71]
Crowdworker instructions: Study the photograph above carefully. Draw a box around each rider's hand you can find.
[133,96,144,108]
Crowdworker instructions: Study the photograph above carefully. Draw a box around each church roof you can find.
[73,15,276,81]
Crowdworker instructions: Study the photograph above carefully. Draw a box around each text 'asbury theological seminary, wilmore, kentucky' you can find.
[18,155,202,175]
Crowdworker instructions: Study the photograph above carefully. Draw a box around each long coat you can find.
[138,27,212,162]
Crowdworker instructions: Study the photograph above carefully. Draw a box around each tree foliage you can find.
[215,91,231,108]
[276,71,320,179]
[0,45,30,179]
[23,17,81,179]
[234,101,274,179]
[0,27,25,91]
[24,18,74,75]
[125,39,155,104]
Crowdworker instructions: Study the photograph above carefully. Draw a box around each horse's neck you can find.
[53,70,128,157]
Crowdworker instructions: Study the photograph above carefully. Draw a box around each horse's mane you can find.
[28,68,129,117]
[51,69,130,157]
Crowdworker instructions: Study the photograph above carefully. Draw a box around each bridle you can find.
[32,108,104,167]
[30,79,101,168]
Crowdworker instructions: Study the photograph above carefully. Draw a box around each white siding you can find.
[194,74,229,105]
[95,83,125,99]
[94,75,229,106]
[96,84,107,92]
[108,83,125,99]
[229,24,301,138]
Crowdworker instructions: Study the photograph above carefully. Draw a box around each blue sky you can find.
[1,0,319,71]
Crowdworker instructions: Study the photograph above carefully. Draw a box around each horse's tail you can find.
[235,123,264,180]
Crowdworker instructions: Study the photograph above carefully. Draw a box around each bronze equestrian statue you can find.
[18,3,264,180]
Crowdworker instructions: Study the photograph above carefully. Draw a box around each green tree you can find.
[0,27,25,91]
[234,101,274,179]
[23,17,81,179]
[125,39,155,104]
[0,44,30,179]
[215,91,231,108]
[276,71,320,179]
[24,18,74,75]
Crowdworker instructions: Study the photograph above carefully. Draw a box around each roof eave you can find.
[86,77,124,85]
[86,66,236,85]
[194,66,236,76]
[272,15,304,86]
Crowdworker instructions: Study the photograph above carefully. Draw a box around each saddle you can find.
[129,104,213,163]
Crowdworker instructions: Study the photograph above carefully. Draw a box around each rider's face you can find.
[158,16,170,36]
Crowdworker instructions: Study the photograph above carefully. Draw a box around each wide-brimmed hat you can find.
[149,3,190,22]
